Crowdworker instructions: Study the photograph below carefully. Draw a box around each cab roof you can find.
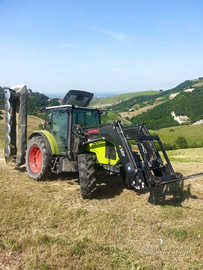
[46,104,99,110]
[61,89,94,107]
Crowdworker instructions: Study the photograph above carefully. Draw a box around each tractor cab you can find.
[43,89,100,155]
[44,105,100,155]
[42,88,100,156]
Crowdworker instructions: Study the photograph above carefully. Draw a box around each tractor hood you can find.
[61,89,94,107]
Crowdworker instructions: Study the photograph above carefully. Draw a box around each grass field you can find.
[0,111,42,148]
[0,115,203,269]
[0,148,203,269]
[120,101,164,119]
[151,124,203,147]
[193,81,203,88]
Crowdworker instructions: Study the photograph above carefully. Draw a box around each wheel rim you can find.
[29,145,42,174]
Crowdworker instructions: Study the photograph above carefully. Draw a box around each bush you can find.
[155,142,176,151]
[175,136,188,149]
[125,117,131,122]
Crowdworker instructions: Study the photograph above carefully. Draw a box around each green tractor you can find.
[4,85,200,199]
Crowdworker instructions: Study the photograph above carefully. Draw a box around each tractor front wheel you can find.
[78,154,97,199]
[26,136,52,180]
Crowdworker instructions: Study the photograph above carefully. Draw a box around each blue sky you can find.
[0,0,203,96]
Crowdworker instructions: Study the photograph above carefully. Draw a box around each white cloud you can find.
[110,68,117,72]
[90,28,159,44]
[60,43,79,48]
[92,28,128,43]
[111,33,126,43]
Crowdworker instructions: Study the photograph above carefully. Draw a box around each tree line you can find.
[0,87,60,118]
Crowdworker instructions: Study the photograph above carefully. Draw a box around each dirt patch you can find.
[120,102,164,119]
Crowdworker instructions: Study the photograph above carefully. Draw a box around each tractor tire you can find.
[26,136,52,180]
[78,154,97,199]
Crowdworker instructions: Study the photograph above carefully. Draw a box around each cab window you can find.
[72,109,100,126]
[45,109,52,132]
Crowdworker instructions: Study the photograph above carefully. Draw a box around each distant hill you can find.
[106,93,161,113]
[90,80,196,110]
[131,84,203,130]
[91,78,203,129]
[159,79,195,97]
[90,90,159,108]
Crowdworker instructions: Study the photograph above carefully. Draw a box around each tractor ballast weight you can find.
[3,85,203,198]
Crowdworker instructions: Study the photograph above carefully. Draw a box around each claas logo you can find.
[88,129,99,134]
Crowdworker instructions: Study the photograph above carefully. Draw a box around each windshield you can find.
[72,108,100,126]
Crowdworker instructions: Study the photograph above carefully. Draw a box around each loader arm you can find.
[76,121,185,190]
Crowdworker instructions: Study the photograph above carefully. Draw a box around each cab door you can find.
[51,108,69,154]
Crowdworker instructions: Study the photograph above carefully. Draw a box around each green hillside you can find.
[101,111,130,125]
[107,93,161,112]
[151,124,203,149]
[131,86,203,130]
[90,79,196,110]
[191,81,203,88]
[159,80,195,98]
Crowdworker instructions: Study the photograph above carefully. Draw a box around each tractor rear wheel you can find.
[78,154,97,199]
[26,136,52,180]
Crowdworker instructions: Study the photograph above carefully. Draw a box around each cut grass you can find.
[166,148,203,163]
[0,149,203,269]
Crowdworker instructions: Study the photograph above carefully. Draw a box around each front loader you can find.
[3,85,202,199]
